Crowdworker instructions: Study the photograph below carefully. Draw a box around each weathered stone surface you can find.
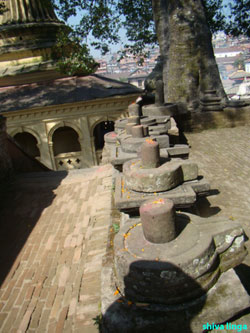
[142,103,178,116]
[179,160,198,181]
[101,268,250,333]
[125,122,137,135]
[140,198,176,243]
[114,173,209,212]
[155,80,165,106]
[123,159,198,193]
[142,125,149,136]
[128,103,141,116]
[140,117,157,126]
[120,137,146,153]
[104,132,118,144]
[154,115,171,125]
[123,159,183,192]
[127,116,140,124]
[150,134,170,148]
[167,144,189,157]
[114,213,246,305]
[110,145,190,169]
[131,125,144,138]
[141,139,160,169]
[115,118,127,131]
[110,147,138,166]
[200,90,223,112]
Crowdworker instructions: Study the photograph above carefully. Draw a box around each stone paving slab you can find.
[185,125,250,329]
[185,126,250,253]
[0,164,115,332]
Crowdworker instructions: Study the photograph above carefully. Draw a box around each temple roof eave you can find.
[0,21,65,32]
[0,74,143,113]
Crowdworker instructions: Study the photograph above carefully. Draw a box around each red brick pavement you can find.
[0,165,114,332]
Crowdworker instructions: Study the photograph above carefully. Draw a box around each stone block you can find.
[142,103,178,116]
[114,213,246,304]
[167,144,189,157]
[120,137,146,153]
[114,174,197,212]
[101,268,250,333]
[150,134,170,148]
[104,132,118,145]
[123,159,183,193]
[123,159,198,193]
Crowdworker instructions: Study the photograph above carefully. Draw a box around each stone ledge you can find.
[180,105,250,132]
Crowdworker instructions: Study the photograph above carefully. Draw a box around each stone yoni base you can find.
[101,267,250,333]
[114,173,210,212]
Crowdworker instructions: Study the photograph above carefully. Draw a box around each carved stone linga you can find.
[101,199,249,332]
[114,138,210,212]
[114,198,247,304]
[104,106,189,168]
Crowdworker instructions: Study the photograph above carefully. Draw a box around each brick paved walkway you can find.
[0,126,250,332]
[0,165,115,332]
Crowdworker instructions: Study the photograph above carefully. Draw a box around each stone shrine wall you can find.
[0,116,12,183]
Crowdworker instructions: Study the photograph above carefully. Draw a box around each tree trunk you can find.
[151,0,227,111]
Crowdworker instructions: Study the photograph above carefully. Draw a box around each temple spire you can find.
[0,0,66,86]
[0,0,59,25]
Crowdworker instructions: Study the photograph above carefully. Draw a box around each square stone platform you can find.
[114,173,210,213]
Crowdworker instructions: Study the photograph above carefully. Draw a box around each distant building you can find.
[226,69,250,98]
[127,68,150,89]
[245,59,250,73]
[214,47,243,59]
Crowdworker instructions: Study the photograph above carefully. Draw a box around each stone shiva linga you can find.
[114,138,209,212]
[101,198,249,332]
[104,106,189,169]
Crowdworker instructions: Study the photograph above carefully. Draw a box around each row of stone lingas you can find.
[125,115,149,138]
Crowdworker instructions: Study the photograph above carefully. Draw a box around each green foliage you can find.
[112,223,120,233]
[226,0,250,37]
[92,313,102,329]
[233,54,245,69]
[117,0,157,57]
[52,0,121,55]
[202,0,226,34]
[52,0,249,55]
[52,27,99,75]
[50,0,250,74]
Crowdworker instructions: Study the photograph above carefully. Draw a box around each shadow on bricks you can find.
[0,171,67,286]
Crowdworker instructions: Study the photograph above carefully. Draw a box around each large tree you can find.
[151,0,227,110]
[51,0,249,110]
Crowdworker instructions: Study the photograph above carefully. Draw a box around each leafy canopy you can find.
[52,0,249,54]
[50,0,249,74]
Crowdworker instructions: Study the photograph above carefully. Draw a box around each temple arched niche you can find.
[14,132,40,159]
[52,126,83,170]
[93,120,114,163]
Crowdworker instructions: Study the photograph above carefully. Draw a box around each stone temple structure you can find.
[0,0,141,170]
[0,0,65,85]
